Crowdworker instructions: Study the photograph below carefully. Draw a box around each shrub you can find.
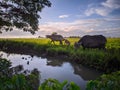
[39,78,80,90]
[0,58,39,90]
[86,71,120,90]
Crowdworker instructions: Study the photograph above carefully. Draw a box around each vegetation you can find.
[0,38,120,89]
[86,71,120,90]
[0,58,120,90]
[0,38,120,73]
[0,58,39,90]
[0,0,51,34]
[39,78,80,90]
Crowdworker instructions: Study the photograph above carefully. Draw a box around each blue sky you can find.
[1,0,120,38]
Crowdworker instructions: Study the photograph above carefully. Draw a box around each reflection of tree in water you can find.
[71,63,102,80]
[9,65,39,76]
[22,55,34,65]
[46,57,67,67]
[10,65,23,74]
[0,53,3,57]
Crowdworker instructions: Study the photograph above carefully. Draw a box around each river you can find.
[0,51,102,90]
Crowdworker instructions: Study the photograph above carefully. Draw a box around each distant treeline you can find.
[65,36,81,38]
[38,36,81,38]
[38,35,120,38]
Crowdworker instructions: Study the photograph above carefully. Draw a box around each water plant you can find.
[39,78,80,90]
[0,58,39,90]
[86,71,120,90]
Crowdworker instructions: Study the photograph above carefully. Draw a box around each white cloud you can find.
[0,29,37,38]
[95,7,111,16]
[102,0,120,9]
[85,8,95,16]
[59,15,69,18]
[37,18,120,37]
[1,18,120,38]
[85,7,112,16]
[85,0,120,16]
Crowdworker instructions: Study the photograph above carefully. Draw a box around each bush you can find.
[86,71,120,90]
[0,58,39,90]
[39,78,80,90]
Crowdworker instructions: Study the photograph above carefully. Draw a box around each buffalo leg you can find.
[59,40,63,45]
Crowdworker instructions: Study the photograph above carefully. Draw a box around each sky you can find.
[0,0,120,38]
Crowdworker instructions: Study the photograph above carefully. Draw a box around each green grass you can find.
[87,71,120,90]
[0,58,39,90]
[106,38,120,49]
[0,37,120,72]
[1,37,119,48]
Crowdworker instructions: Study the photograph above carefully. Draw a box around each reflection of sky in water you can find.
[0,51,102,90]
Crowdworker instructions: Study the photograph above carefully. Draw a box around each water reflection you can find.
[72,63,102,80]
[47,57,64,66]
[46,57,102,81]
[0,51,102,90]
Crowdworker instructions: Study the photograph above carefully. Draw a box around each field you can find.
[0,37,120,72]
[0,37,120,89]
[0,37,119,47]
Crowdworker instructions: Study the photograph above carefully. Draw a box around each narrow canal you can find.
[0,51,102,90]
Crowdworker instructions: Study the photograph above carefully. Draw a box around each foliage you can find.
[0,0,51,34]
[0,58,39,90]
[46,46,70,56]
[0,58,11,77]
[86,71,120,90]
[0,58,11,72]
[1,74,29,90]
[39,78,80,90]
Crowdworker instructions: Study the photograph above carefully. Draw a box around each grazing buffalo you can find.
[46,34,64,45]
[74,35,107,49]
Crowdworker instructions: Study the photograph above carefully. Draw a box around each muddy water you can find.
[0,51,102,90]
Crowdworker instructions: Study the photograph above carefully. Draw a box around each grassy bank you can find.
[0,38,120,73]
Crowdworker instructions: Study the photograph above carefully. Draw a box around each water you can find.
[0,51,102,90]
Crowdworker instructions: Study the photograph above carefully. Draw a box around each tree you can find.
[0,0,51,34]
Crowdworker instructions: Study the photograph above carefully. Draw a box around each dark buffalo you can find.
[74,35,107,49]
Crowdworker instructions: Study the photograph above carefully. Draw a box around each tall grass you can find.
[86,71,120,90]
[0,37,120,72]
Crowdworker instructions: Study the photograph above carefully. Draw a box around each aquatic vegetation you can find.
[0,58,11,77]
[0,58,39,90]
[86,71,120,90]
[39,78,80,90]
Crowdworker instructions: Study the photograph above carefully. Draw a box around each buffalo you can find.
[46,34,64,45]
[74,35,107,49]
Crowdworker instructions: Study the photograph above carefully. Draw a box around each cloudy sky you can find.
[1,0,120,38]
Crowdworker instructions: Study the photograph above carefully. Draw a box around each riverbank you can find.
[0,38,120,73]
